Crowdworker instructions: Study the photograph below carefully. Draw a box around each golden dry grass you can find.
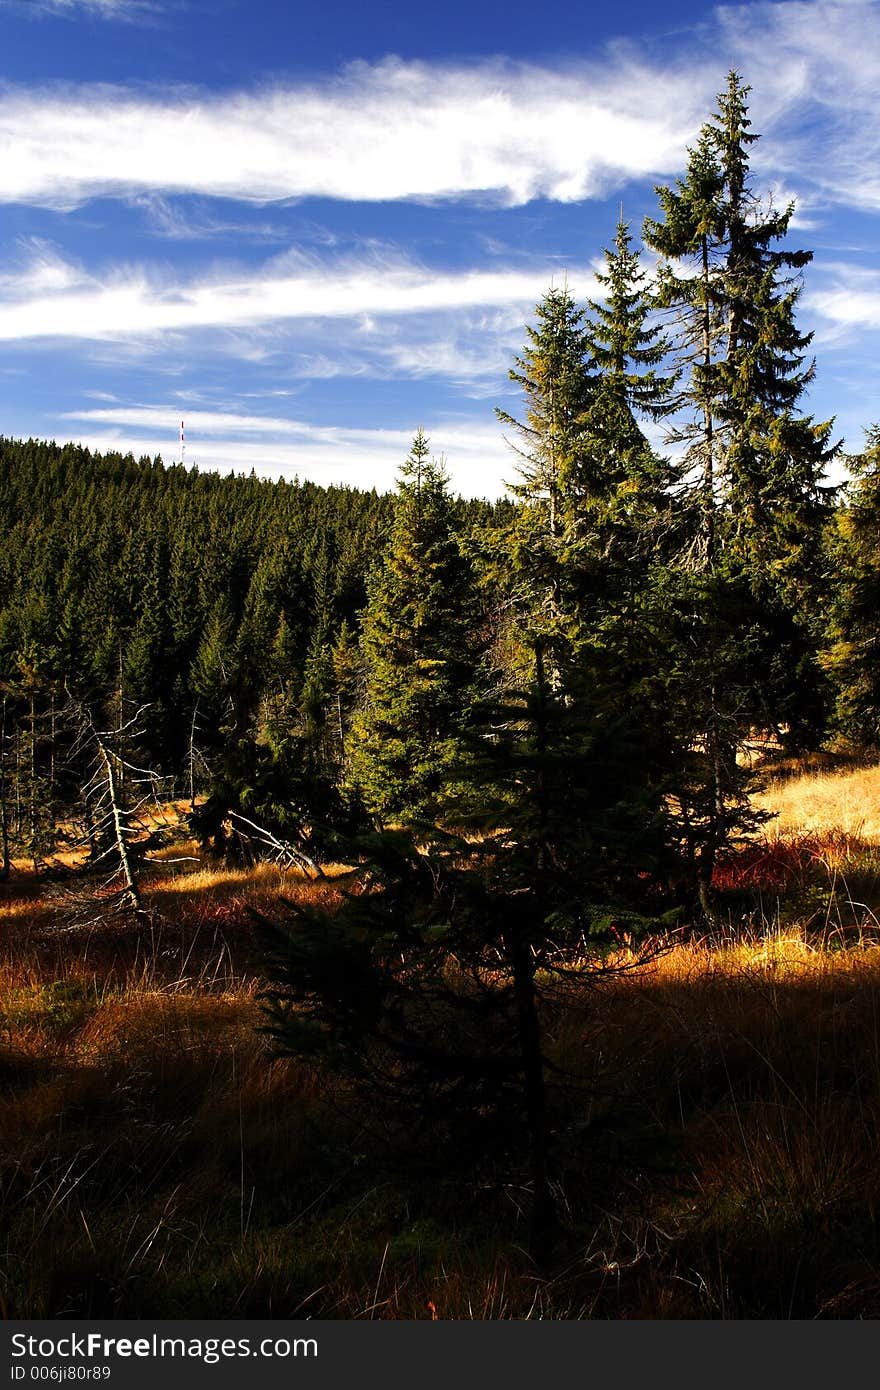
[4,769,880,1317]
[755,761,880,840]
[5,918,880,1318]
[2,908,880,1315]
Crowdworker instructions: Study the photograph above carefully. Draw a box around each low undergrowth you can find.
[4,764,880,1320]
[3,828,880,1317]
[710,829,880,948]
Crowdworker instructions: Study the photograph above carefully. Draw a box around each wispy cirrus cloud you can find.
[128,194,289,243]
[719,0,880,211]
[0,0,159,18]
[375,311,528,393]
[806,263,880,336]
[0,243,590,343]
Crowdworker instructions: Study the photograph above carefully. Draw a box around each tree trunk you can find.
[513,643,555,1263]
[701,233,717,571]
[93,729,144,917]
[0,792,9,882]
[29,692,37,869]
[0,699,9,881]
[511,929,554,1265]
[188,701,199,813]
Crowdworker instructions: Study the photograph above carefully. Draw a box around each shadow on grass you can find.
[2,923,880,1318]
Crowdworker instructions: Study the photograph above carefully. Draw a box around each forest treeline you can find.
[0,434,507,867]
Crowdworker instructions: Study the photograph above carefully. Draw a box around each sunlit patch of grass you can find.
[142,855,352,931]
[1,979,100,1038]
[0,874,57,941]
[719,759,880,925]
[754,762,880,841]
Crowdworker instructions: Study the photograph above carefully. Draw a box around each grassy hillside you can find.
[3,767,880,1319]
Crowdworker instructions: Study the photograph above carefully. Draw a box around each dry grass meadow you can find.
[3,769,880,1318]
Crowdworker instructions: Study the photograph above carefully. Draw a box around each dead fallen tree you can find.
[227,809,325,879]
[56,693,170,929]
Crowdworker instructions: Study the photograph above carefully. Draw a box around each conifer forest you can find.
[4,75,880,1319]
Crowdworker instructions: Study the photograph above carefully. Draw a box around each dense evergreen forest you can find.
[0,435,506,868]
[3,72,880,1264]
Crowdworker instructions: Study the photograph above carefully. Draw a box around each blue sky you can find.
[0,0,878,497]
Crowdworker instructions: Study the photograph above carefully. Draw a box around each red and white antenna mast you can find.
[179,419,185,466]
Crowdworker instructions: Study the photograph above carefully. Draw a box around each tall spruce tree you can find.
[644,127,726,567]
[713,75,836,614]
[491,252,677,805]
[494,254,675,656]
[822,428,880,748]
[644,71,837,597]
[642,73,837,905]
[575,220,679,641]
[496,286,594,529]
[490,261,677,913]
[260,361,675,1259]
[582,219,676,496]
[351,431,479,827]
[494,287,593,689]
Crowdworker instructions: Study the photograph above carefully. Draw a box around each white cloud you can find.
[0,6,876,213]
[364,306,536,392]
[719,0,880,211]
[0,59,706,211]
[0,239,84,295]
[0,245,590,343]
[805,264,880,334]
[60,404,515,498]
[0,0,158,17]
